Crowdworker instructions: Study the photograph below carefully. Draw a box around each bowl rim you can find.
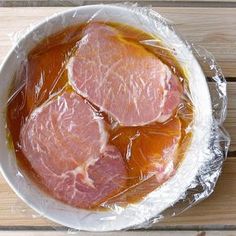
[0,4,212,231]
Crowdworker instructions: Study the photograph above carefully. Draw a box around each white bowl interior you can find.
[0,5,212,231]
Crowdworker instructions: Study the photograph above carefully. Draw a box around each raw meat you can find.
[20,91,127,208]
[67,23,182,126]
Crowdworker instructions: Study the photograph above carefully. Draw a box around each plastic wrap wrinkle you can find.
[0,3,230,231]
[20,91,128,209]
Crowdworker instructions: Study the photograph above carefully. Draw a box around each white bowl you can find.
[0,5,212,231]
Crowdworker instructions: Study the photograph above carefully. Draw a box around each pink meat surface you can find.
[20,91,127,208]
[67,23,182,126]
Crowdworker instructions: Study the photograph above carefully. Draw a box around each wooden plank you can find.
[0,231,235,236]
[1,231,236,236]
[159,157,236,227]
[158,8,236,78]
[0,7,235,77]
[0,157,235,228]
[1,0,236,8]
[0,6,235,229]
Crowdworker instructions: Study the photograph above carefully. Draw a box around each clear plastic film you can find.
[0,3,230,231]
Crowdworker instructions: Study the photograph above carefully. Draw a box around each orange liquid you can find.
[7,22,194,208]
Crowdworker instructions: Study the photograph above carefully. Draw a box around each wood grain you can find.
[0,157,235,228]
[0,231,236,236]
[1,231,236,236]
[1,0,236,8]
[0,7,235,77]
[0,6,235,230]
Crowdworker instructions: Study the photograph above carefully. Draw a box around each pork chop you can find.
[20,91,127,208]
[67,23,182,126]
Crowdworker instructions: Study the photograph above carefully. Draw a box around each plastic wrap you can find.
[0,4,230,231]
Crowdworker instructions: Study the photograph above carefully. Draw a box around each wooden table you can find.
[0,1,236,235]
